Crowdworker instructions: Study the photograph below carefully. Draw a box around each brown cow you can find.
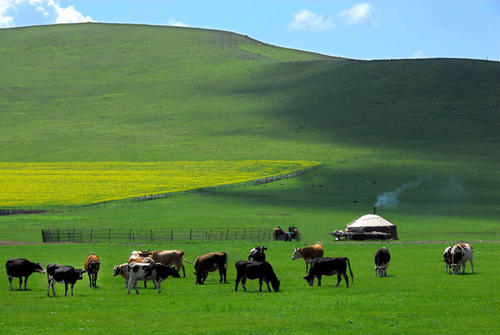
[84,254,100,288]
[151,250,191,277]
[291,243,324,273]
[193,252,227,285]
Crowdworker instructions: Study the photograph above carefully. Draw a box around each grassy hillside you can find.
[0,23,499,242]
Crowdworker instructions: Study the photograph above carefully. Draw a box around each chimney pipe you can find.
[373,206,376,215]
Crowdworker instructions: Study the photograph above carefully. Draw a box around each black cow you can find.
[248,246,267,262]
[303,257,354,288]
[5,258,45,291]
[374,247,391,277]
[235,261,280,292]
[46,263,85,297]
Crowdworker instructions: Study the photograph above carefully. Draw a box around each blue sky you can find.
[1,0,499,60]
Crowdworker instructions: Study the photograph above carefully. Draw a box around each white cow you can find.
[451,244,474,275]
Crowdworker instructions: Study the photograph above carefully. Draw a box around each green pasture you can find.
[1,241,499,335]
[0,23,499,334]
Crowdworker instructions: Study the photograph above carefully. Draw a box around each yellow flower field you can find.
[0,161,320,208]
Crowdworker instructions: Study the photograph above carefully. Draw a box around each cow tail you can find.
[183,257,192,264]
[345,257,354,284]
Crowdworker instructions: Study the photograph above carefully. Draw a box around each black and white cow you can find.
[235,261,280,292]
[127,262,180,294]
[46,263,85,297]
[443,246,453,273]
[451,244,474,275]
[303,257,354,288]
[248,246,267,262]
[5,258,45,291]
[374,247,391,277]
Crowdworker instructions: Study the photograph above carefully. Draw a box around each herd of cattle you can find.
[5,242,474,296]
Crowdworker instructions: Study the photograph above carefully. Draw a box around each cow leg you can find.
[64,282,68,296]
[317,275,322,287]
[265,280,272,292]
[203,271,208,284]
[88,272,92,287]
[70,284,74,296]
[23,276,28,290]
[343,273,349,288]
[156,280,161,294]
[127,278,133,294]
[336,274,342,287]
[47,280,51,296]
[143,280,147,288]
[462,262,466,274]
[235,274,241,291]
[241,277,247,292]
[470,259,474,274]
[19,277,23,290]
[51,281,56,296]
[181,264,186,278]
[305,262,309,273]
[258,278,263,292]
[8,276,13,291]
[94,272,98,287]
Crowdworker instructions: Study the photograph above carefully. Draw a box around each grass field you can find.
[0,23,499,334]
[1,241,499,335]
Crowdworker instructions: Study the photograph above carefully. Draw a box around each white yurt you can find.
[345,214,398,239]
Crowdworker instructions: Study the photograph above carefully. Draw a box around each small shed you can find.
[345,214,398,240]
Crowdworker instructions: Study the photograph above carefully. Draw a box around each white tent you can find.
[345,214,398,239]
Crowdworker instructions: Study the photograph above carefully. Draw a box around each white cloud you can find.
[47,0,93,24]
[338,3,372,25]
[412,50,424,58]
[168,18,188,27]
[288,9,334,32]
[0,0,93,28]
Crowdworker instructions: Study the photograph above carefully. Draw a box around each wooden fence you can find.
[41,227,274,243]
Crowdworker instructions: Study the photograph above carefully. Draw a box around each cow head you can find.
[88,259,100,272]
[271,279,281,292]
[291,248,302,260]
[35,262,46,274]
[194,271,204,285]
[75,269,86,280]
[451,263,461,275]
[303,275,314,286]
[375,265,385,277]
[113,265,121,276]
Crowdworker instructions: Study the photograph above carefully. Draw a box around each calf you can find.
[127,262,180,294]
[304,257,354,288]
[443,246,453,273]
[291,243,324,273]
[235,261,280,292]
[374,247,390,277]
[193,252,227,285]
[5,258,45,291]
[113,263,132,288]
[248,246,267,262]
[46,263,85,297]
[84,254,100,288]
[151,250,191,277]
[451,244,474,275]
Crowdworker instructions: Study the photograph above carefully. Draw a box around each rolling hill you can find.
[0,22,499,241]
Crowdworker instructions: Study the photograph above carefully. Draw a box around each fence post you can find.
[150,229,153,241]
[90,228,93,242]
[57,228,60,242]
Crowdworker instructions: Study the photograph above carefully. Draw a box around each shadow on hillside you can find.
[205,58,500,162]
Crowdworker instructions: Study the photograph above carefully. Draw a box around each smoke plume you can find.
[375,175,434,209]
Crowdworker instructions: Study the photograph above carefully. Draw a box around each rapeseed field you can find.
[0,161,319,208]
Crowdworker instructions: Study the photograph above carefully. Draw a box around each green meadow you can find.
[0,23,499,334]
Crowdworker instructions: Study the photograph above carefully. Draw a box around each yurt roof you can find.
[346,214,395,228]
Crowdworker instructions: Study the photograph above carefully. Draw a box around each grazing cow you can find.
[248,246,267,262]
[374,247,391,277]
[84,254,100,288]
[5,258,45,291]
[291,243,324,273]
[127,262,180,294]
[193,252,227,285]
[151,250,191,277]
[235,261,280,292]
[451,244,474,275]
[304,257,354,288]
[46,263,85,297]
[443,246,453,273]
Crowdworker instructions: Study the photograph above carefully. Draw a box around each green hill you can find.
[0,23,499,241]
